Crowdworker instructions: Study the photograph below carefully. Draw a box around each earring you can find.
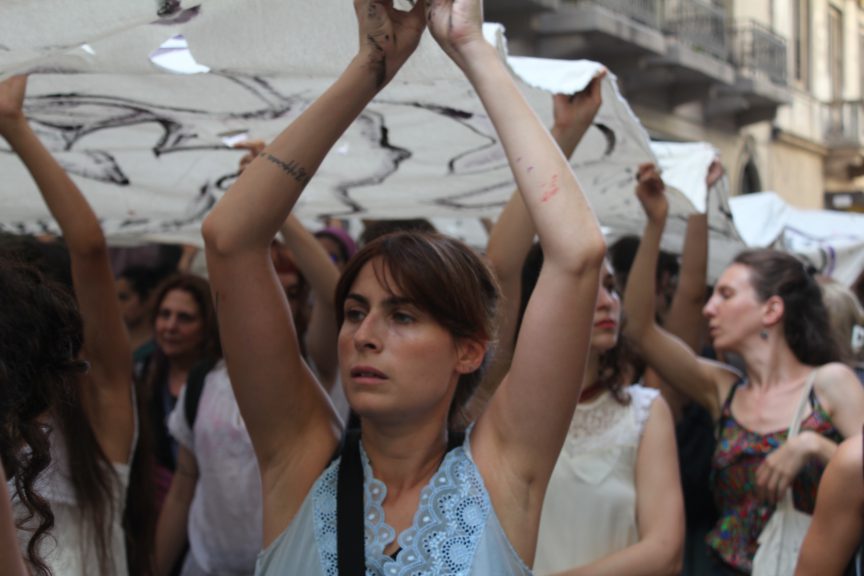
[759,330,769,340]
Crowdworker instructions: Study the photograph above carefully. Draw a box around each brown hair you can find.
[150,273,221,360]
[0,259,91,576]
[733,249,839,365]
[818,277,864,366]
[334,232,500,428]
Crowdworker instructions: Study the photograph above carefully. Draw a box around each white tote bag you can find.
[751,371,817,576]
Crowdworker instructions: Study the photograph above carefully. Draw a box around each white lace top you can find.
[533,385,659,575]
[255,427,532,576]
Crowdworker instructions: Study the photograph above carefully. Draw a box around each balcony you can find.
[664,0,729,62]
[533,0,735,107]
[488,0,560,53]
[720,19,790,124]
[646,0,735,96]
[823,101,864,148]
[822,101,864,179]
[525,1,789,127]
[534,0,666,62]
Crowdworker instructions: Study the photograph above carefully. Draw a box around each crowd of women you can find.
[2,1,864,575]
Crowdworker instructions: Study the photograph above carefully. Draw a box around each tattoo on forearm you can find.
[258,152,311,186]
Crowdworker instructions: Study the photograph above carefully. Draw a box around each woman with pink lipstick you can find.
[483,86,683,575]
[201,0,605,573]
[623,164,864,574]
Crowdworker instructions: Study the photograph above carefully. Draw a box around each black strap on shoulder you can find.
[184,357,219,429]
[715,378,743,438]
[335,428,465,575]
[337,429,365,576]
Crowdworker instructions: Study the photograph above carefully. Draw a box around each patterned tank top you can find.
[708,380,843,572]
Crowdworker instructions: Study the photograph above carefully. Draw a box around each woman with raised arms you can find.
[201,0,605,573]
[623,164,864,574]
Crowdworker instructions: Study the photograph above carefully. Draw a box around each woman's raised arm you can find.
[427,0,605,560]
[201,0,426,545]
[795,433,863,576]
[622,165,737,420]
[279,214,341,392]
[0,75,133,463]
[468,79,604,424]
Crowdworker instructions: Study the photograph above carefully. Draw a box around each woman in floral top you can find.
[623,167,864,574]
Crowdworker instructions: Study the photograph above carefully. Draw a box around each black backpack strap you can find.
[184,357,218,429]
[337,429,365,575]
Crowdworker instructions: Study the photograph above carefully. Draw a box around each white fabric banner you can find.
[730,192,864,285]
[4,0,855,285]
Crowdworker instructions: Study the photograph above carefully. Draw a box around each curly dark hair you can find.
[0,259,84,575]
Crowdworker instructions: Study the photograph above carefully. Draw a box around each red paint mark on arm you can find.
[541,174,560,203]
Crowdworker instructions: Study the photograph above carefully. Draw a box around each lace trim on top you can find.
[311,435,491,576]
[566,385,658,453]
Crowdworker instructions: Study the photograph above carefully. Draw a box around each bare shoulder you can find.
[814,362,859,385]
[639,393,676,443]
[813,362,862,405]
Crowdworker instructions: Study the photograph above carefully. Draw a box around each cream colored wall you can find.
[845,0,860,98]
[732,0,770,24]
[813,0,833,100]
[768,141,826,207]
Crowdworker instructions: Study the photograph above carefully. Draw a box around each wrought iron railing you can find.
[732,19,788,85]
[579,0,662,29]
[823,101,864,147]
[664,0,730,61]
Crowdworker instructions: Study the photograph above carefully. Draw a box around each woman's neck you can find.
[360,416,450,494]
[167,353,198,373]
[739,334,810,388]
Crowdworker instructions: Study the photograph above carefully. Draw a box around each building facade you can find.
[489,0,864,212]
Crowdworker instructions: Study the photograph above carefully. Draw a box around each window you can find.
[741,159,762,195]
[829,6,844,100]
[793,0,811,89]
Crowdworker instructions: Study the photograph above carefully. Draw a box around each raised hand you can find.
[354,0,427,88]
[0,75,27,134]
[635,162,667,224]
[426,0,485,69]
[706,159,724,189]
[551,70,606,156]
[234,139,267,174]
